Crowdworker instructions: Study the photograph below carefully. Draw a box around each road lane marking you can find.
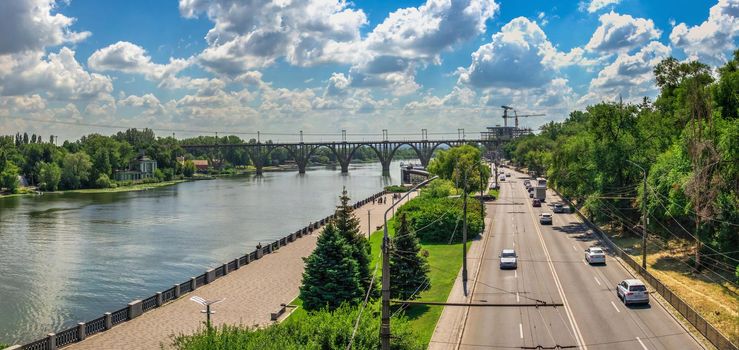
[594,277,602,286]
[636,337,649,350]
[515,270,518,278]
[527,202,587,349]
[519,323,523,339]
[611,301,621,313]
[516,292,520,302]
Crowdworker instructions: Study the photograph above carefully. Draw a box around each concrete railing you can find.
[18,190,388,350]
[553,188,738,350]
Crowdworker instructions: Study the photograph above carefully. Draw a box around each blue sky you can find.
[0,0,737,141]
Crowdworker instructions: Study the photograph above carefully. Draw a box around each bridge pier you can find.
[381,160,391,176]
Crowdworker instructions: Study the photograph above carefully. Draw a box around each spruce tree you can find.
[334,187,374,297]
[299,222,363,312]
[390,212,430,300]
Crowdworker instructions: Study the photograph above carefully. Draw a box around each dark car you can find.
[553,203,565,213]
[532,198,541,207]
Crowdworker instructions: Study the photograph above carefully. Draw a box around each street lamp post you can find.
[627,160,648,270]
[381,176,438,350]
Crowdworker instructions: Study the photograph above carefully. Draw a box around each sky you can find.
[0,0,737,142]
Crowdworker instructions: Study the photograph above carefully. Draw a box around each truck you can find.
[535,186,546,202]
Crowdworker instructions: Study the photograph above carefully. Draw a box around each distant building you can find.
[176,156,210,172]
[114,151,157,181]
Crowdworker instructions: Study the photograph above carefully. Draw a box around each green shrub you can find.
[385,185,408,193]
[95,174,113,188]
[396,196,483,243]
[171,304,423,350]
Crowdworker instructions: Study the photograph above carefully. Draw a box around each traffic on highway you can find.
[458,165,701,350]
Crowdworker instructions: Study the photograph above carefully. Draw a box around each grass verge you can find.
[606,230,739,346]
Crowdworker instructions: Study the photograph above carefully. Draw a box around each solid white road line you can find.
[594,277,602,286]
[519,323,524,339]
[528,201,588,349]
[636,336,649,350]
[611,301,621,313]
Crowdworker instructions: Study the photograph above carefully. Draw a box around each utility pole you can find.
[381,176,438,350]
[462,170,469,296]
[479,162,485,232]
[368,209,371,239]
[627,160,648,270]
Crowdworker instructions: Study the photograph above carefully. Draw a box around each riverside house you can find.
[114,151,157,181]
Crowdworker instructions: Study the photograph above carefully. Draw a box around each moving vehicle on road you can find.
[617,279,649,306]
[506,173,511,177]
[585,247,606,264]
[534,186,546,202]
[529,192,534,198]
[539,212,552,224]
[499,249,518,269]
[553,203,565,213]
[498,175,506,182]
[532,198,541,207]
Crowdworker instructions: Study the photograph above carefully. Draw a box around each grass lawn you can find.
[286,218,466,348]
[66,180,186,193]
[607,230,739,345]
[368,219,466,347]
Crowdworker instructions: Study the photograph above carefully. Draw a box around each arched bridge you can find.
[181,139,502,175]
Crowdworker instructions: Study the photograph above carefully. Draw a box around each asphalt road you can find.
[458,167,701,350]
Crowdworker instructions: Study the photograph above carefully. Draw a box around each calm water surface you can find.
[0,161,406,343]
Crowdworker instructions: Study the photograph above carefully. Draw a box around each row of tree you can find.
[502,51,738,271]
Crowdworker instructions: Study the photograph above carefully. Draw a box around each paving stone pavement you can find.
[67,193,414,350]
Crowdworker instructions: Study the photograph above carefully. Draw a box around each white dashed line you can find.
[516,292,520,302]
[519,323,523,338]
[636,337,649,350]
[515,270,518,278]
[572,245,577,251]
[611,301,621,313]
[594,277,602,286]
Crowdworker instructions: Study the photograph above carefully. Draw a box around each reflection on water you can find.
[0,161,405,343]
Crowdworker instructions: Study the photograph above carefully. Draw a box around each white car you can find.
[585,247,606,264]
[539,213,552,225]
[616,279,649,306]
[499,249,518,269]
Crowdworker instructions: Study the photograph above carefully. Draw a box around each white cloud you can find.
[670,0,739,64]
[581,0,621,13]
[0,47,112,101]
[88,41,191,87]
[180,0,368,75]
[586,12,661,53]
[458,17,590,89]
[580,41,671,106]
[0,0,90,54]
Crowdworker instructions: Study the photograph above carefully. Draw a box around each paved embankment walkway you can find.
[68,192,415,350]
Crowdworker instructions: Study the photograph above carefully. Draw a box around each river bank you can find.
[0,161,404,344]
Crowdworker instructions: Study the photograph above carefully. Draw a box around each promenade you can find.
[67,192,414,350]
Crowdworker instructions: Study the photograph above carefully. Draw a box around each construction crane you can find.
[500,105,544,128]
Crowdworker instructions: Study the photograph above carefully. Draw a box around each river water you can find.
[0,161,406,344]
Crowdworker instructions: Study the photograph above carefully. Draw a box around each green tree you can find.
[61,152,92,190]
[183,160,196,177]
[334,188,374,297]
[38,162,62,191]
[427,144,490,193]
[95,174,113,188]
[299,222,363,312]
[390,213,430,300]
[0,161,20,193]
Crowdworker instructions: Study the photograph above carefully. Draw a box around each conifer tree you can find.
[390,212,430,300]
[335,187,374,297]
[299,222,363,312]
